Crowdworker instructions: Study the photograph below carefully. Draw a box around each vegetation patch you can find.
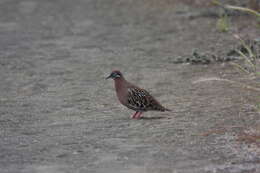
[172,37,259,65]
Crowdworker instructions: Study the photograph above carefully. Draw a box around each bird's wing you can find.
[126,87,166,111]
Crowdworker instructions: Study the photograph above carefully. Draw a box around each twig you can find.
[212,0,260,17]
[193,77,260,92]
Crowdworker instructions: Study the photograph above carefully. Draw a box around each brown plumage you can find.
[106,70,171,119]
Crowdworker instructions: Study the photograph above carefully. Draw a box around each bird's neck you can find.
[114,78,127,93]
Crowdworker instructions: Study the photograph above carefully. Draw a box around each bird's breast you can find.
[114,81,128,105]
[116,89,127,105]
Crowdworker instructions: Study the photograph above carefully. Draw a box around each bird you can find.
[106,70,171,119]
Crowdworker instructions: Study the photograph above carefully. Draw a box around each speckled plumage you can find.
[106,70,171,119]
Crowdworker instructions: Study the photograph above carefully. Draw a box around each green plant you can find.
[212,0,260,17]
[212,0,260,28]
[216,13,229,32]
[230,34,258,75]
[257,102,260,112]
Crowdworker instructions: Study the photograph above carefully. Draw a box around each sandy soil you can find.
[0,0,259,173]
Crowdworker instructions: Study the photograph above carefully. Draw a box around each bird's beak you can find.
[106,74,112,79]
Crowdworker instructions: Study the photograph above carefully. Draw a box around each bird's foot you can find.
[136,112,142,119]
[135,112,143,119]
[131,112,143,119]
[131,112,138,119]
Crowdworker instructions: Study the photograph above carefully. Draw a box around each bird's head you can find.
[106,70,123,80]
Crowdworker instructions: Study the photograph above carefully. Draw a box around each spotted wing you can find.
[126,87,167,111]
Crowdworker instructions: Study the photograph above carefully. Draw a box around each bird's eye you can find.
[111,72,121,78]
[115,73,121,78]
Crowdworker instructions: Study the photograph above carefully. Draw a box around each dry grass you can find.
[193,77,260,92]
[237,134,260,145]
[237,126,260,147]
[199,128,227,136]
[143,0,260,8]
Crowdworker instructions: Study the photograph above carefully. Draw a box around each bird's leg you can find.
[136,112,143,119]
[131,111,138,119]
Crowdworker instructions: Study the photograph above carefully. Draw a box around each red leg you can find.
[134,112,140,119]
[136,112,143,119]
[131,112,138,119]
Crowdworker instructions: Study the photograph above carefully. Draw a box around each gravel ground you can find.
[0,0,259,173]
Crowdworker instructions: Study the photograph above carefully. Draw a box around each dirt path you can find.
[0,0,259,173]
